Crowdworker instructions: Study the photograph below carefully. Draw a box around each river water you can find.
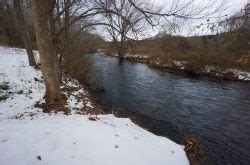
[88,53,250,165]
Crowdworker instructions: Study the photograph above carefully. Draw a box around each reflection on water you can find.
[88,53,250,165]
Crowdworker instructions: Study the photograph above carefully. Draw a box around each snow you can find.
[86,101,94,108]
[0,46,189,165]
[227,69,250,81]
[204,65,250,81]
[124,54,149,59]
[172,60,185,68]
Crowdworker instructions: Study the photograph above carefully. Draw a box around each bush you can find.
[126,31,249,71]
[0,35,24,48]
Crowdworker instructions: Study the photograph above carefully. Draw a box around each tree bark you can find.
[13,0,36,67]
[117,35,126,59]
[31,0,63,104]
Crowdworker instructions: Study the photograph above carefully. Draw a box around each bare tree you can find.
[13,0,36,67]
[32,0,63,104]
[99,0,145,58]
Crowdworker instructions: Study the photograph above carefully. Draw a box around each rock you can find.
[17,90,23,94]
[223,71,237,80]
[88,116,97,121]
[184,63,203,75]
[36,156,41,161]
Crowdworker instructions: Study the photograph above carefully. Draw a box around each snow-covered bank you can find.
[109,53,250,81]
[0,46,189,165]
[159,60,250,81]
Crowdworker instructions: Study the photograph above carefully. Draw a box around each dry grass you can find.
[0,95,8,101]
[0,82,10,90]
[34,101,71,115]
[184,137,208,165]
[108,31,249,71]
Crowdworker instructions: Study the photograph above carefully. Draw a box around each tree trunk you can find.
[13,0,36,67]
[118,36,126,59]
[55,0,63,83]
[31,0,63,104]
[59,0,71,81]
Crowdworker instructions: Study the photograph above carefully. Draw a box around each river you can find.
[88,53,250,165]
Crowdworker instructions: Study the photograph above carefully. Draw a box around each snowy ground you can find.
[0,46,189,165]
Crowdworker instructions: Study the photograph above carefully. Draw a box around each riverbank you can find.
[87,53,250,164]
[108,53,250,82]
[0,46,189,165]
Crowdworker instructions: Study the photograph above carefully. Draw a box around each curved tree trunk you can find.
[31,0,63,105]
[13,0,36,67]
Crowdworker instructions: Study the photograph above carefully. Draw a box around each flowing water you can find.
[88,53,250,165]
